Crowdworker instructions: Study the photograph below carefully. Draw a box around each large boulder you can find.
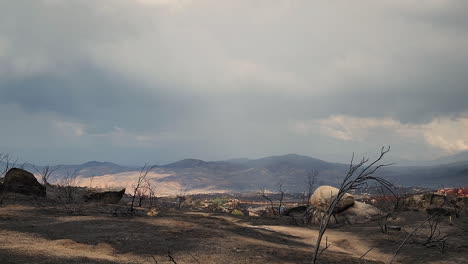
[2,168,46,196]
[335,201,381,224]
[310,185,354,212]
[84,188,125,204]
[309,201,382,225]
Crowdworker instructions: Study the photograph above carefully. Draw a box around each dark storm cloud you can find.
[0,0,467,164]
[0,64,204,133]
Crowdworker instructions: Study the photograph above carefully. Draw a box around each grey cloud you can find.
[0,0,467,164]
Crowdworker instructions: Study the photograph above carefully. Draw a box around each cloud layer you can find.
[0,0,467,164]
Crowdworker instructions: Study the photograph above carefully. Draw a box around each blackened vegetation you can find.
[84,188,126,204]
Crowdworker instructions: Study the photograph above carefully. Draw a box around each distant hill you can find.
[2,154,467,194]
[428,151,468,166]
[141,154,468,192]
[0,161,137,180]
[394,151,468,167]
[380,161,468,187]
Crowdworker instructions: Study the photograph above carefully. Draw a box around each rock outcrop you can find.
[84,188,125,204]
[310,185,355,212]
[2,168,46,196]
[306,185,381,225]
[403,193,447,209]
[402,192,468,216]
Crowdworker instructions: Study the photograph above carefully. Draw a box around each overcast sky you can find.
[1,0,467,165]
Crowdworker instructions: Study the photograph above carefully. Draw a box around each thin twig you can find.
[359,247,374,263]
[318,236,330,257]
[167,249,177,264]
[390,215,434,264]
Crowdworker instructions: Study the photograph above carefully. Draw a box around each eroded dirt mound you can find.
[2,168,46,197]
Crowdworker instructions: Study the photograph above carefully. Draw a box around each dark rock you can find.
[84,188,125,204]
[426,207,453,216]
[285,205,307,216]
[387,225,402,231]
[2,168,46,196]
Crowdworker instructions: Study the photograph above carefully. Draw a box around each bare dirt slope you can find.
[0,204,467,264]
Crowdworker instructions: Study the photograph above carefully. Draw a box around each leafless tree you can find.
[33,165,59,185]
[146,178,158,207]
[260,188,276,215]
[260,182,287,216]
[277,182,286,215]
[312,146,394,264]
[136,188,147,207]
[390,211,462,263]
[375,186,400,234]
[89,175,95,188]
[304,169,318,206]
[0,153,19,205]
[176,187,187,209]
[130,164,156,212]
[0,153,18,177]
[422,213,460,253]
[425,214,444,244]
[57,169,79,202]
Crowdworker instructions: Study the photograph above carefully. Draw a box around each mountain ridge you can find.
[1,153,467,193]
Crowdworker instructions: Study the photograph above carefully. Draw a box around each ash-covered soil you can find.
[0,199,467,264]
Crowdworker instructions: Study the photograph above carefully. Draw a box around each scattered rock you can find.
[223,199,240,210]
[220,206,230,213]
[84,188,125,204]
[247,206,276,217]
[231,209,244,216]
[387,225,402,231]
[147,208,159,216]
[2,168,46,196]
[310,185,355,212]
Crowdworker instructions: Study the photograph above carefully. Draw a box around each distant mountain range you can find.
[1,153,467,194]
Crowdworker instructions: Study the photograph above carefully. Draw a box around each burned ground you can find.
[0,198,467,264]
